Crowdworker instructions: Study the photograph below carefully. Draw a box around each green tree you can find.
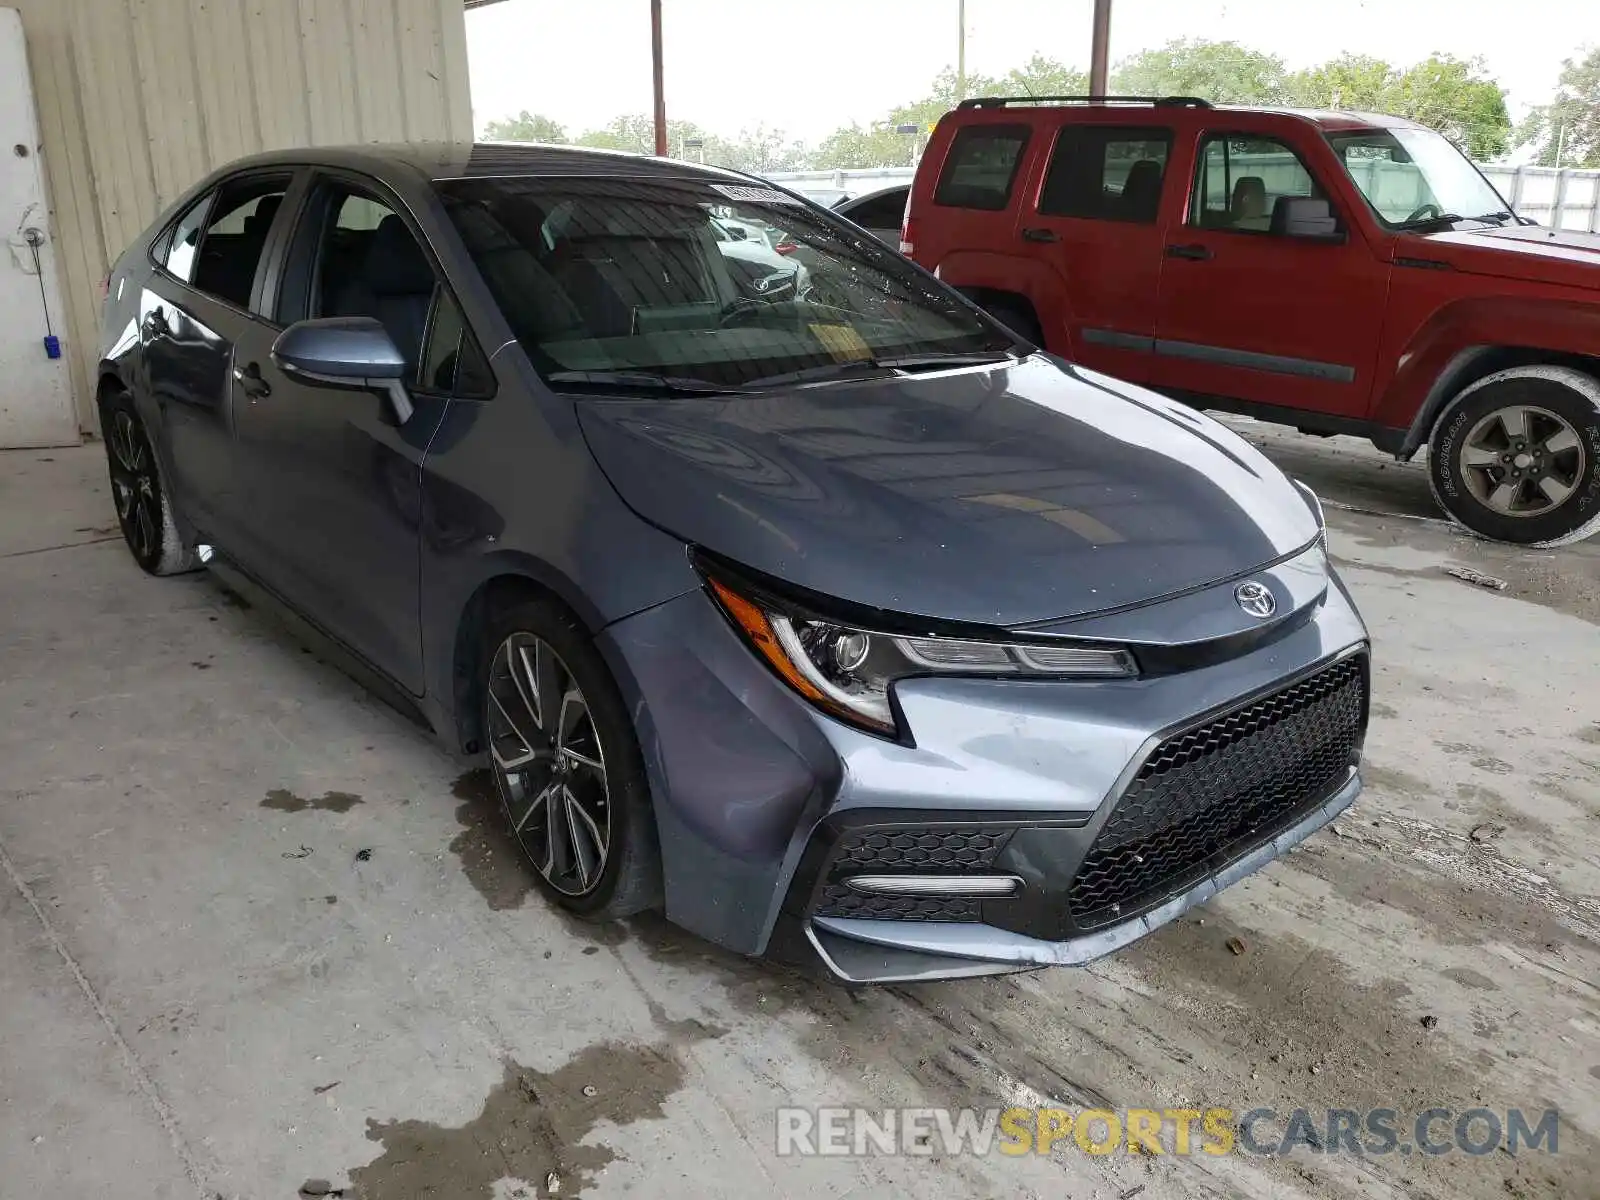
[1517,47,1600,167]
[481,111,568,143]
[1284,54,1397,111]
[573,114,706,156]
[1389,55,1511,159]
[996,54,1089,100]
[1110,38,1286,103]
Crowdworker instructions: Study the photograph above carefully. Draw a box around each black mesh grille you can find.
[814,886,981,922]
[1068,655,1366,927]
[810,826,1014,922]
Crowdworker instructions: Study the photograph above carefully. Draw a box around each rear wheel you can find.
[480,594,661,919]
[101,389,197,575]
[979,297,1044,347]
[1427,366,1600,546]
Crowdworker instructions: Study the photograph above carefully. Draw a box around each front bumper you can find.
[597,553,1369,980]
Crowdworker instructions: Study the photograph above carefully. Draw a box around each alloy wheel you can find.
[108,409,161,562]
[485,632,612,897]
[1459,404,1586,517]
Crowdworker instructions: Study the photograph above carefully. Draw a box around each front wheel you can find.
[101,389,197,575]
[480,594,662,919]
[1427,365,1600,546]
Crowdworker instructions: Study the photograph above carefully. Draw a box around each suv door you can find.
[230,175,486,693]
[139,172,295,543]
[1148,127,1390,419]
[1015,122,1175,382]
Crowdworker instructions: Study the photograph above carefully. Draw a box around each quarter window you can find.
[419,292,494,397]
[1038,127,1172,223]
[163,194,211,282]
[191,176,291,309]
[934,125,1031,211]
[1191,135,1325,234]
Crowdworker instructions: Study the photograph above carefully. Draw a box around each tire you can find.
[101,388,198,576]
[980,298,1044,347]
[1427,365,1600,547]
[480,593,661,920]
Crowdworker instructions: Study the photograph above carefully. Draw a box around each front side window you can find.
[1191,134,1324,233]
[1327,127,1510,229]
[191,176,291,309]
[934,125,1031,211]
[438,176,1015,392]
[1038,126,1172,223]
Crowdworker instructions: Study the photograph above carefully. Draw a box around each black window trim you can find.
[278,167,497,401]
[1035,122,1175,223]
[933,122,1034,212]
[146,168,300,318]
[1187,129,1342,238]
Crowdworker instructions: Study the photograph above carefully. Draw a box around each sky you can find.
[465,0,1598,144]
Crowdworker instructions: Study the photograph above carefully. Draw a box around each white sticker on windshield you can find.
[709,183,802,205]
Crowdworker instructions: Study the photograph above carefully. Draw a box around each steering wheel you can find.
[1404,202,1443,223]
[718,297,767,327]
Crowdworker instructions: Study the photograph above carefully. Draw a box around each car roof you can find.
[209,141,762,188]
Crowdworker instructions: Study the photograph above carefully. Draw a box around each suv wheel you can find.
[101,388,198,575]
[1428,365,1600,546]
[480,594,662,919]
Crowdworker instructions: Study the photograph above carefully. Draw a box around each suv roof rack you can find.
[956,95,1213,110]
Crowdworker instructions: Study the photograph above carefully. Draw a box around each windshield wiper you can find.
[1395,212,1465,231]
[1468,210,1514,225]
[545,370,749,397]
[743,350,1015,390]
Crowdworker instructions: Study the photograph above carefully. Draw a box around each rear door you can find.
[140,172,295,545]
[230,174,481,692]
[1148,124,1390,419]
[1013,120,1176,382]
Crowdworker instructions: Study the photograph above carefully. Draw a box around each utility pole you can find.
[651,0,667,157]
[956,0,967,101]
[1089,0,1112,99]
[1554,115,1565,169]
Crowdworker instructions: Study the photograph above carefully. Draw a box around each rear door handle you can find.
[232,361,271,400]
[1165,243,1213,261]
[1020,227,1059,244]
[142,307,168,338]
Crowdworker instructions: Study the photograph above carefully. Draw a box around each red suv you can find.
[904,96,1600,545]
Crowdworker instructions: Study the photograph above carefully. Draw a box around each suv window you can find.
[191,176,291,309]
[1191,134,1324,233]
[934,125,1031,211]
[1038,127,1172,223]
[845,188,908,229]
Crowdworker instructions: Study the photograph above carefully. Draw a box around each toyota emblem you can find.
[1234,581,1277,619]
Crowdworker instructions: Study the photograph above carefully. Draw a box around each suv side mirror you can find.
[1273,197,1344,242]
[271,317,413,423]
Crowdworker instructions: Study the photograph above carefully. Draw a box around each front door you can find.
[1015,122,1175,383]
[1149,130,1390,419]
[231,179,453,693]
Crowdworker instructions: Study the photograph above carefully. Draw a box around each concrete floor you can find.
[1,436,1597,1200]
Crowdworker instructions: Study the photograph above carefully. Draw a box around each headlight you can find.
[703,570,1136,737]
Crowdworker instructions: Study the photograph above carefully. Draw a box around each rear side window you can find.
[1038,127,1173,223]
[191,175,292,310]
[934,124,1031,211]
[845,188,909,229]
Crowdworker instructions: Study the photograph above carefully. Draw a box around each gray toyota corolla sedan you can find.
[97,144,1369,984]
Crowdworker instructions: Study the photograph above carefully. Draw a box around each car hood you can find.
[574,356,1320,627]
[1416,225,1600,290]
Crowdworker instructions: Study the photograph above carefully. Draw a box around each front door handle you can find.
[1165,243,1213,261]
[232,361,271,400]
[142,307,168,339]
[1021,227,1060,244]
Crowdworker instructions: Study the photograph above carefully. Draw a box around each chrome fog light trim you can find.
[844,874,1023,898]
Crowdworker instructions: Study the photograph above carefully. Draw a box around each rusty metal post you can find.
[1090,0,1112,99]
[651,0,667,156]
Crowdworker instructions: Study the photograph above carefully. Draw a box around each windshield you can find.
[1326,128,1511,228]
[436,176,1014,392]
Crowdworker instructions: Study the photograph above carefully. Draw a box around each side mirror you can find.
[271,317,413,423]
[1273,197,1344,242]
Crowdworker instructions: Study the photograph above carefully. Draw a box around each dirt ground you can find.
[1,428,1597,1200]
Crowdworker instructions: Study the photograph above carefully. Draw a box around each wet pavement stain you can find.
[262,788,363,814]
[347,1039,698,1199]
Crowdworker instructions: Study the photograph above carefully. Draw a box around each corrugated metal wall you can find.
[14,0,473,435]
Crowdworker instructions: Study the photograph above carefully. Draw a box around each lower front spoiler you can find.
[803,768,1361,985]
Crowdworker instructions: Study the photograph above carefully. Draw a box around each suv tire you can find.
[980,298,1043,346]
[1428,365,1600,547]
